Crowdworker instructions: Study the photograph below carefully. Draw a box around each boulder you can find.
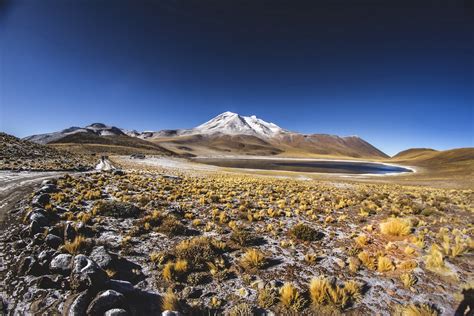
[32,193,50,207]
[38,184,58,193]
[29,210,49,227]
[19,256,42,276]
[50,253,73,275]
[107,279,136,295]
[86,290,125,315]
[63,291,91,316]
[90,246,114,270]
[70,255,108,291]
[46,234,63,249]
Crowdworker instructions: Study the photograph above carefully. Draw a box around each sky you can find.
[0,0,473,156]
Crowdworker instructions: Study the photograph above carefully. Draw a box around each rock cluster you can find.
[0,180,163,315]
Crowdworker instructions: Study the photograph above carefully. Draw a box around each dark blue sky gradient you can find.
[0,0,473,155]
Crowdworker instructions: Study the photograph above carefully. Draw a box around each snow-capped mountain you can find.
[23,112,389,158]
[192,111,287,138]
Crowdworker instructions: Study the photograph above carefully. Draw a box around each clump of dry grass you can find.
[162,259,189,282]
[279,283,306,311]
[395,303,439,316]
[377,256,395,272]
[400,273,417,288]
[63,235,89,254]
[357,251,376,270]
[161,288,179,311]
[228,302,253,316]
[309,276,363,309]
[239,248,268,271]
[380,218,412,236]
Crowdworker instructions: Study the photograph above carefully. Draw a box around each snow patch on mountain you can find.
[192,111,287,138]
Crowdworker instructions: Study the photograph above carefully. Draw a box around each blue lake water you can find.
[195,158,412,175]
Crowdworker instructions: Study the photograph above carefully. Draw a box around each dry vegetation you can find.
[2,164,473,315]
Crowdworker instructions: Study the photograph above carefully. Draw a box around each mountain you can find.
[25,123,126,144]
[0,132,94,171]
[24,112,388,159]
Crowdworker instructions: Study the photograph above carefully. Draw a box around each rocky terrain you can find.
[0,166,472,315]
[0,133,95,171]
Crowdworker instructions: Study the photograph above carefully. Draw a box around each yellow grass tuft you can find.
[377,256,395,272]
[280,283,306,311]
[380,218,412,236]
[239,248,267,270]
[161,288,179,311]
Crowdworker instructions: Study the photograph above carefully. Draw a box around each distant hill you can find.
[392,148,474,165]
[0,132,94,171]
[392,148,438,160]
[24,112,388,159]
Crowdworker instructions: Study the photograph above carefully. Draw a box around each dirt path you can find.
[0,171,64,225]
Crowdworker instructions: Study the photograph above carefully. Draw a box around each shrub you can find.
[93,200,140,218]
[289,223,323,241]
[380,218,412,236]
[175,237,221,270]
[230,229,259,247]
[228,302,253,316]
[239,248,268,271]
[158,216,187,236]
[258,287,277,308]
[162,260,188,282]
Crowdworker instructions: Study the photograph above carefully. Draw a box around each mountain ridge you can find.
[24,112,389,159]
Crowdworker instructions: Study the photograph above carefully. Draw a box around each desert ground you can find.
[0,147,473,315]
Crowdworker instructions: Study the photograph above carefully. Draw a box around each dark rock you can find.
[41,179,55,186]
[32,233,46,245]
[50,253,73,275]
[70,255,108,292]
[19,256,42,276]
[39,184,58,193]
[86,290,125,315]
[105,309,128,316]
[63,291,91,316]
[90,246,114,270]
[38,249,55,266]
[46,234,63,249]
[34,275,61,289]
[112,170,125,176]
[32,193,50,207]
[29,220,44,235]
[107,279,136,295]
[29,210,49,227]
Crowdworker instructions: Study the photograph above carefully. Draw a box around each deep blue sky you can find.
[0,0,473,155]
